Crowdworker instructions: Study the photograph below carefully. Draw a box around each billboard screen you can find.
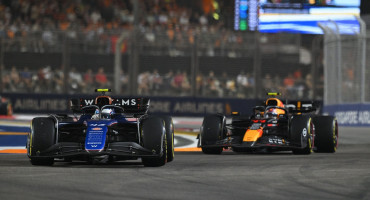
[234,0,361,34]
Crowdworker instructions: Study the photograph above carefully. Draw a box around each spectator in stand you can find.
[120,69,129,95]
[206,71,222,97]
[180,71,191,96]
[69,67,83,93]
[221,72,237,97]
[305,74,313,99]
[283,73,295,98]
[9,66,22,91]
[83,68,94,93]
[137,71,150,95]
[19,67,33,93]
[273,74,282,92]
[172,70,184,94]
[162,70,174,95]
[262,74,274,92]
[196,72,205,96]
[236,70,248,98]
[293,76,306,99]
[245,72,254,97]
[53,65,65,94]
[150,69,163,95]
[95,67,108,88]
[2,72,16,92]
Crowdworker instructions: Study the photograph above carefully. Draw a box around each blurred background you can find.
[0,0,369,118]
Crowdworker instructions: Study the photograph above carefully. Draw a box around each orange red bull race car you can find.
[198,93,338,154]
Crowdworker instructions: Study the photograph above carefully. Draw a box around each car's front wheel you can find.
[28,117,56,166]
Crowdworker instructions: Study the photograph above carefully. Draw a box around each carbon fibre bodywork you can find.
[198,97,338,154]
[27,91,173,166]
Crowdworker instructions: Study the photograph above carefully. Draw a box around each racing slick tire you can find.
[141,117,167,167]
[28,117,56,166]
[313,116,338,153]
[160,116,175,162]
[200,114,225,154]
[290,116,314,155]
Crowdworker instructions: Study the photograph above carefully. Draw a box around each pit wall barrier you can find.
[324,104,370,126]
[1,93,261,117]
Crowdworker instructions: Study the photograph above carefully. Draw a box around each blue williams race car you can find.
[27,89,174,167]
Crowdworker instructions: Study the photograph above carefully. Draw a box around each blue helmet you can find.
[101,108,115,119]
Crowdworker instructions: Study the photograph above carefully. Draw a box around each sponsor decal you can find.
[121,99,136,106]
[84,99,94,105]
[302,128,307,137]
[172,102,223,114]
[14,98,67,111]
[268,138,284,144]
[89,124,105,126]
[334,111,370,125]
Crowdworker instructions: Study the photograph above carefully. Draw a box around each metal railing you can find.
[318,18,367,105]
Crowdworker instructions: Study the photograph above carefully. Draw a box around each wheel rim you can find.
[170,122,174,158]
[333,120,338,151]
[310,120,315,152]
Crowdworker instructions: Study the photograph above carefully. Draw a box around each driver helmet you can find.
[265,108,279,119]
[101,108,115,119]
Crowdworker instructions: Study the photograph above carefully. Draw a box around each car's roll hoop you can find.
[95,88,112,95]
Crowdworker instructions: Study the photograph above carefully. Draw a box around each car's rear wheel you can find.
[28,117,55,165]
[313,116,338,153]
[200,115,225,154]
[160,116,175,162]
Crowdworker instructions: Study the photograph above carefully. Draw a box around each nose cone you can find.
[243,129,263,142]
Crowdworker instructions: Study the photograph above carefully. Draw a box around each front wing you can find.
[200,135,304,150]
[28,142,163,158]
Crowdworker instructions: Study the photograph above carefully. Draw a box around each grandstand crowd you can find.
[0,0,321,99]
[1,65,319,99]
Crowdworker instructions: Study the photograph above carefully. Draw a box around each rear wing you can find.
[285,101,319,113]
[70,97,150,115]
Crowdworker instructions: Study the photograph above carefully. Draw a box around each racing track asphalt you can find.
[0,127,369,200]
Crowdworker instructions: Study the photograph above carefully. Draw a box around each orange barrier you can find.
[174,147,202,152]
[0,149,27,154]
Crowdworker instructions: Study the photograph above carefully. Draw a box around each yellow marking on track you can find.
[0,132,28,135]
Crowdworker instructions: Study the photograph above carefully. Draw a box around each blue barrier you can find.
[324,104,370,126]
[0,135,27,146]
[0,125,29,147]
[0,125,30,133]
